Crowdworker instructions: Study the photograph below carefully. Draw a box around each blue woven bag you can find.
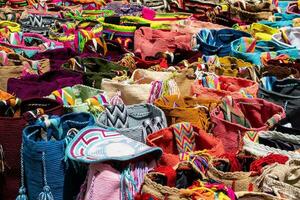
[18,112,95,200]
[231,37,299,65]
[194,29,251,56]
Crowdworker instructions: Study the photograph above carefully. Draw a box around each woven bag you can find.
[0,51,50,91]
[154,95,219,131]
[63,56,128,89]
[191,75,259,100]
[7,70,83,99]
[243,130,300,159]
[47,84,108,117]
[97,103,167,143]
[210,97,285,153]
[258,77,300,115]
[147,122,224,167]
[0,97,63,200]
[207,156,259,192]
[101,69,195,105]
[20,112,95,200]
[256,159,300,200]
[236,191,282,200]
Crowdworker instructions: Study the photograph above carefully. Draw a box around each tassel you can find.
[38,186,54,200]
[16,186,28,200]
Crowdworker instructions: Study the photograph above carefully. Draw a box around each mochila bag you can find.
[97,103,167,143]
[63,56,128,89]
[7,70,83,99]
[66,125,161,200]
[47,84,109,117]
[154,95,219,132]
[210,96,285,153]
[272,27,300,56]
[274,107,300,135]
[20,112,95,200]
[139,170,236,200]
[255,159,300,200]
[207,155,260,192]
[228,0,276,25]
[198,55,259,81]
[231,37,299,65]
[243,130,300,159]
[134,26,192,60]
[0,51,50,91]
[234,23,279,41]
[260,54,300,79]
[258,76,300,115]
[0,96,63,200]
[0,32,64,58]
[193,29,251,56]
[49,20,103,53]
[146,122,225,167]
[191,75,259,100]
[101,69,194,105]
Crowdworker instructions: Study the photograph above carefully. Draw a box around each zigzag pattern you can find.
[106,104,129,128]
[172,122,196,153]
[28,15,44,28]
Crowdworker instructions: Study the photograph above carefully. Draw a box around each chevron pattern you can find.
[106,104,129,128]
[142,116,164,138]
[172,122,196,153]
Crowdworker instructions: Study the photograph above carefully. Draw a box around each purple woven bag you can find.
[7,70,83,99]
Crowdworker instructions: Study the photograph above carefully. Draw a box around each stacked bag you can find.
[0,0,300,200]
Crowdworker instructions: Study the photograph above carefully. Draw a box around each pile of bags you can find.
[0,0,300,199]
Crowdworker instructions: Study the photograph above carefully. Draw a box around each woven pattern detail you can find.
[105,104,129,128]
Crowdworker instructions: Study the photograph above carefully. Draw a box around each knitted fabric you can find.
[154,94,219,132]
[211,97,285,153]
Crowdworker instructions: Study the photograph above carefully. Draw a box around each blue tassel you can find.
[38,186,54,200]
[16,186,28,200]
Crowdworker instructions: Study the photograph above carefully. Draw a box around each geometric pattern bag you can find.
[97,103,167,143]
[210,96,285,153]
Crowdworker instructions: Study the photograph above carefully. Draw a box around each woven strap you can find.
[219,96,252,128]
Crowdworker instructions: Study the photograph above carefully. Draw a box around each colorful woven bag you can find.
[20,112,95,200]
[7,70,83,99]
[0,96,63,200]
[146,122,225,167]
[210,96,285,153]
[47,84,108,117]
[154,95,220,132]
[191,75,259,100]
[97,103,167,143]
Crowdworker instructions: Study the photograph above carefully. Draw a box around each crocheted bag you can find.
[154,95,219,131]
[210,96,285,153]
[198,55,259,81]
[258,76,300,115]
[101,69,192,105]
[231,37,298,65]
[147,122,225,167]
[47,84,108,117]
[191,75,259,100]
[256,159,300,200]
[243,130,300,159]
[0,32,64,58]
[20,112,95,200]
[207,155,259,192]
[7,70,83,99]
[63,56,128,89]
[97,103,167,143]
[194,29,251,56]
[0,51,50,91]
[77,162,152,200]
[0,96,63,200]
